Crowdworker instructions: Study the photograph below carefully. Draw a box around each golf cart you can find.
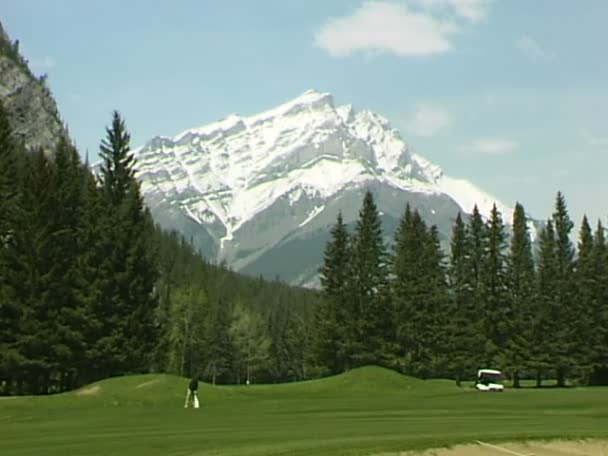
[476,369,504,392]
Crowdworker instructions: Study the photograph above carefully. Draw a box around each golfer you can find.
[184,375,200,408]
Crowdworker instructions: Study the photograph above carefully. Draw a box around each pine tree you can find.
[392,204,418,373]
[96,111,159,375]
[0,100,23,392]
[99,111,135,207]
[446,213,479,384]
[392,205,447,378]
[574,216,595,382]
[423,224,450,377]
[266,300,305,382]
[119,181,160,371]
[77,167,108,382]
[314,212,352,373]
[504,203,535,387]
[468,206,486,292]
[590,221,608,384]
[43,138,90,389]
[8,149,57,393]
[551,192,575,386]
[467,207,487,365]
[479,204,508,366]
[534,220,558,386]
[350,190,391,367]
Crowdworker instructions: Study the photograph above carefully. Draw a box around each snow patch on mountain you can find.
[437,175,510,218]
[134,89,521,256]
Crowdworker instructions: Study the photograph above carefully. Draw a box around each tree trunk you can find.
[536,369,542,387]
[556,367,566,387]
[512,370,520,388]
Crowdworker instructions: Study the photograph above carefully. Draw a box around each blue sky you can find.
[3,0,608,227]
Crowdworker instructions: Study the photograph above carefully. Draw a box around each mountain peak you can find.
[251,89,335,122]
[292,88,333,104]
[133,91,516,286]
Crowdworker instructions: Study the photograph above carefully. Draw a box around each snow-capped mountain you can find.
[134,90,515,287]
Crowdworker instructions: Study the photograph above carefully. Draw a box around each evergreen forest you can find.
[0,102,319,394]
[314,189,608,387]
[1,99,607,395]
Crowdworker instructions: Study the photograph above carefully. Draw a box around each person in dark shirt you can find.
[184,375,200,408]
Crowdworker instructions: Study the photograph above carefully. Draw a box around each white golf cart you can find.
[475,369,504,392]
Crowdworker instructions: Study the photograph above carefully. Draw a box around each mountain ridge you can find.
[132,89,520,286]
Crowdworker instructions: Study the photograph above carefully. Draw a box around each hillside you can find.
[0,21,68,153]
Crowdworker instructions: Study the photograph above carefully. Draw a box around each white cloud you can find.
[582,131,608,148]
[407,104,452,137]
[464,138,518,155]
[515,35,556,62]
[314,1,460,58]
[413,0,490,23]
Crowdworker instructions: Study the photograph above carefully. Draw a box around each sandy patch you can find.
[76,385,101,396]
[135,379,160,389]
[378,439,608,456]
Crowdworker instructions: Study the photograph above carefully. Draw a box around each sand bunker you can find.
[76,385,101,396]
[392,439,608,456]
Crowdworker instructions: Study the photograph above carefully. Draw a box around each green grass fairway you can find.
[1,366,607,456]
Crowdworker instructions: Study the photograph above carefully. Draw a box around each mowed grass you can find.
[1,366,607,456]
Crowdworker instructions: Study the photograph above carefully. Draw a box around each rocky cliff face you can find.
[0,21,68,154]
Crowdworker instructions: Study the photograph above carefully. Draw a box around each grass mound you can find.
[302,366,427,394]
[2,366,456,410]
[230,366,455,400]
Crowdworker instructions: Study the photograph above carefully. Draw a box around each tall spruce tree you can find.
[574,216,595,381]
[551,192,575,386]
[350,190,391,367]
[447,213,479,384]
[99,112,135,207]
[504,203,535,387]
[43,138,90,389]
[97,111,159,375]
[590,221,608,384]
[266,300,306,382]
[392,206,447,377]
[534,220,558,386]
[480,204,508,366]
[8,149,57,393]
[77,167,108,382]
[423,224,450,377]
[392,204,421,373]
[468,206,486,292]
[315,212,352,373]
[0,100,23,392]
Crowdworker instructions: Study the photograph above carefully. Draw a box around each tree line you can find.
[313,190,608,386]
[2,89,606,393]
[0,101,318,394]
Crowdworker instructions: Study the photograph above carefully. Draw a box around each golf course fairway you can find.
[1,366,606,456]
